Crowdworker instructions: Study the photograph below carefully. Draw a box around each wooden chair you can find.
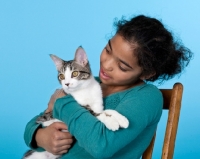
[142,83,183,159]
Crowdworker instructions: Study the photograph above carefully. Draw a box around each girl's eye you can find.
[119,65,127,72]
[72,71,79,77]
[59,74,65,80]
[105,47,110,54]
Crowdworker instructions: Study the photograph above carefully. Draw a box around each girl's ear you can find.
[49,54,64,71]
[74,46,88,66]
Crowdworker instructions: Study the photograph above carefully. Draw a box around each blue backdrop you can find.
[0,1,199,158]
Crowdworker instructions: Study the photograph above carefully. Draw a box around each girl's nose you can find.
[103,58,114,71]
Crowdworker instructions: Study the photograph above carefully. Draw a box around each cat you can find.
[23,46,129,159]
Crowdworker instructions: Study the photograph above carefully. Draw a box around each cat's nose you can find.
[65,83,69,86]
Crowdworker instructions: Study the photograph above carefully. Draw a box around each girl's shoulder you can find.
[120,83,162,102]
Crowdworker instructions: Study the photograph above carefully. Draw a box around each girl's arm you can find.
[53,86,162,158]
[24,114,73,155]
[45,89,67,113]
[24,112,45,151]
[23,89,73,155]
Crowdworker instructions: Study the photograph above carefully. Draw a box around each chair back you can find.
[142,83,183,159]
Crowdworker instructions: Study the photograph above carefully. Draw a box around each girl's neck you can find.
[101,80,144,97]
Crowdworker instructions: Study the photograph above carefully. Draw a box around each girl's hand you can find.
[35,122,73,155]
[45,89,67,113]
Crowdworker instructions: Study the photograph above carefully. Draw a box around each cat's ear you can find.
[49,54,64,71]
[74,46,88,66]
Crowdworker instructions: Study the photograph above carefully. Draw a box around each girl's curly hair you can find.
[114,15,193,83]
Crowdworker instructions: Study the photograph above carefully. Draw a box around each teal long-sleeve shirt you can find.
[24,81,162,159]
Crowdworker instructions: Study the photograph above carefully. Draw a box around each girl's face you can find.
[99,34,144,89]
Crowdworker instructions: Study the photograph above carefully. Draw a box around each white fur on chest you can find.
[64,77,104,114]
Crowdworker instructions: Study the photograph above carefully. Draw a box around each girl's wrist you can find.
[35,128,44,148]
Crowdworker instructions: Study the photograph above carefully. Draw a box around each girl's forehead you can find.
[110,34,139,67]
[110,34,132,52]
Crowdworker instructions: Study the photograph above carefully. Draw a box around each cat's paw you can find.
[97,110,129,131]
[103,109,129,129]
[97,113,120,131]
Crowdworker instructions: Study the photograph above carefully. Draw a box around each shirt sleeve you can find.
[23,112,45,152]
[53,86,163,158]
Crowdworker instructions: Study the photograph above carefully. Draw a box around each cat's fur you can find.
[23,46,129,159]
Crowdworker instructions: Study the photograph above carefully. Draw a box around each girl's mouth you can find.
[99,68,111,80]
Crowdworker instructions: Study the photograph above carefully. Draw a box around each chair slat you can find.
[142,83,183,159]
[162,83,183,159]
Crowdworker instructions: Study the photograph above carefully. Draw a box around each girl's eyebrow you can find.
[108,40,112,50]
[119,59,133,69]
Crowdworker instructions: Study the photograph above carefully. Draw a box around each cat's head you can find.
[50,46,91,92]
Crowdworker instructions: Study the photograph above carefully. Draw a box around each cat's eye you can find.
[59,74,65,80]
[72,71,79,77]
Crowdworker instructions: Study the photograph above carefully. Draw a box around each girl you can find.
[24,15,192,159]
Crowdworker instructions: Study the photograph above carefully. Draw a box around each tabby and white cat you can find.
[23,46,129,159]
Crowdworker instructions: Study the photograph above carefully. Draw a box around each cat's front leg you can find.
[97,113,120,131]
[104,109,129,129]
[88,103,104,114]
[97,110,129,131]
